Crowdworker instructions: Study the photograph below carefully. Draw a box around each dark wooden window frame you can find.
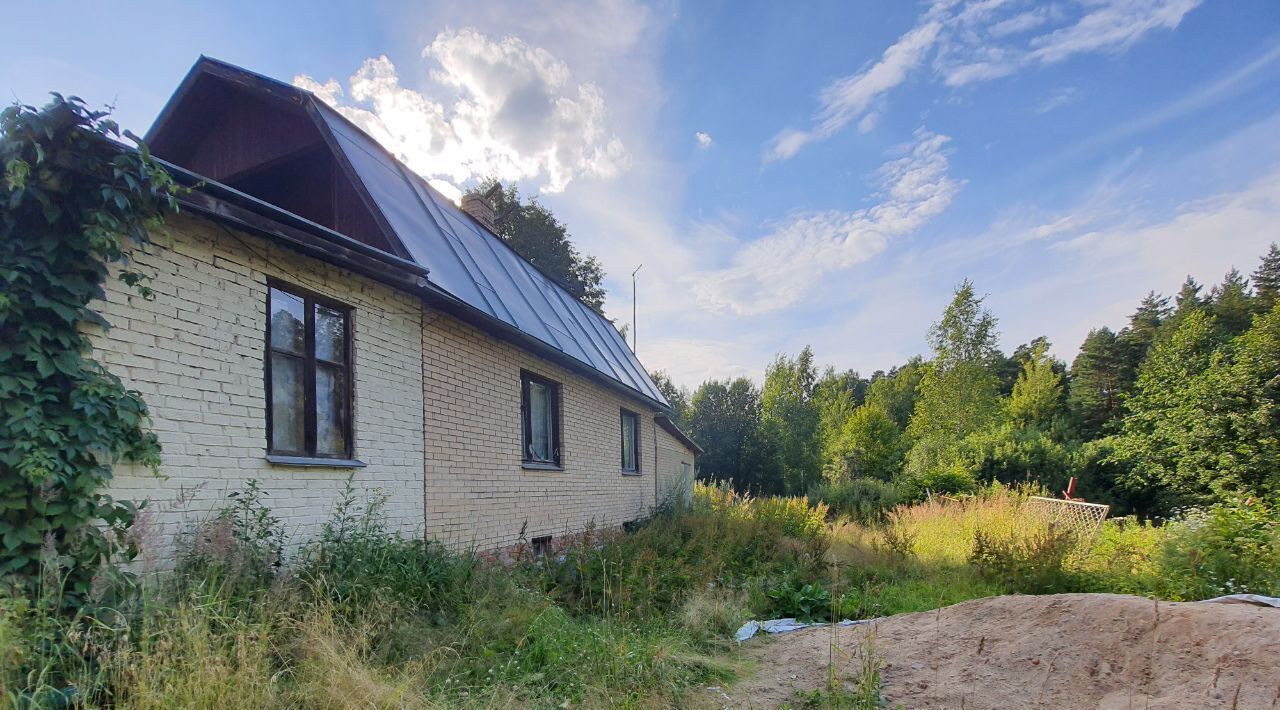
[620,408,640,474]
[264,279,356,463]
[520,370,562,469]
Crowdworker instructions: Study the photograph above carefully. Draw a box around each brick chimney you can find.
[461,192,497,232]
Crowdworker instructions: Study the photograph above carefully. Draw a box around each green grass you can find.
[3,480,1275,707]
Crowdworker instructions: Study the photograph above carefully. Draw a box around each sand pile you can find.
[724,593,1280,709]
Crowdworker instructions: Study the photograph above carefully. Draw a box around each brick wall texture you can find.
[423,312,696,550]
[92,215,695,561]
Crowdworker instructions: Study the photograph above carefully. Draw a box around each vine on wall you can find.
[0,95,178,609]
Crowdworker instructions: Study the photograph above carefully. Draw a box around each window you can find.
[266,282,353,460]
[620,408,640,473]
[521,371,561,467]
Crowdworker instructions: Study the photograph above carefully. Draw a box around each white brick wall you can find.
[88,211,697,561]
[422,311,696,550]
[93,215,425,565]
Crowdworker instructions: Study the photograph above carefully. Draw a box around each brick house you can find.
[95,57,699,556]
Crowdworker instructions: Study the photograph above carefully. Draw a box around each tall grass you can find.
[3,478,1273,707]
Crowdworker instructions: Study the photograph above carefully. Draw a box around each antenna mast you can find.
[631,264,643,354]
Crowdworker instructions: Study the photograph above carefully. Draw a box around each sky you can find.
[6,1,1280,390]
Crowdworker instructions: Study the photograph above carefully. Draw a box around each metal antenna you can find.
[631,264,643,354]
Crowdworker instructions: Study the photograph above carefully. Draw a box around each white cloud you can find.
[294,28,630,194]
[698,130,961,315]
[695,131,713,148]
[1029,0,1201,64]
[768,0,1203,161]
[1034,86,1083,113]
[988,7,1056,38]
[765,20,942,163]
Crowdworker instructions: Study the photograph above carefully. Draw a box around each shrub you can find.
[810,478,903,524]
[299,476,472,617]
[1154,496,1280,599]
[969,523,1080,594]
[765,580,832,622]
[1073,516,1164,594]
[174,480,285,600]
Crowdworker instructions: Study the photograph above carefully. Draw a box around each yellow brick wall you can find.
[93,215,426,566]
[422,311,696,550]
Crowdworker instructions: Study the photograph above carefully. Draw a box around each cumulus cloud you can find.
[768,0,1202,161]
[699,130,961,315]
[294,28,629,194]
[695,131,713,148]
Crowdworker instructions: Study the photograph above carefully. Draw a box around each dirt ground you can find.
[719,593,1280,709]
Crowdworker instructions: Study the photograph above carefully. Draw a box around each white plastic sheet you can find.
[733,617,873,641]
[1202,594,1280,608]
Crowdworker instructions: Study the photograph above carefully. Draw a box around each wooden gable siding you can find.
[149,76,398,255]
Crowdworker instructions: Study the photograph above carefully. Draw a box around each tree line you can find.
[654,243,1280,518]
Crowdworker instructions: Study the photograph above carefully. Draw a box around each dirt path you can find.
[721,593,1280,709]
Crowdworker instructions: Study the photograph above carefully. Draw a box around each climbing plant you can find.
[0,95,178,610]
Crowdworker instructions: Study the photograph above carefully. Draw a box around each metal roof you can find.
[311,103,667,407]
[148,57,669,410]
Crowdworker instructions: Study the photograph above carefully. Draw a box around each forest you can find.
[655,243,1280,520]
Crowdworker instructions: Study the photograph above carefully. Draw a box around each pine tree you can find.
[1068,328,1127,438]
[1117,291,1169,388]
[1210,268,1254,336]
[1252,242,1280,313]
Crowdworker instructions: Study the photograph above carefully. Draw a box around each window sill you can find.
[267,455,367,469]
[522,461,564,471]
[621,470,642,476]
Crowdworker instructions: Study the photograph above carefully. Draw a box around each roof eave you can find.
[655,415,703,455]
[161,160,671,412]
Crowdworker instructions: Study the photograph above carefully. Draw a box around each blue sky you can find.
[7,1,1280,388]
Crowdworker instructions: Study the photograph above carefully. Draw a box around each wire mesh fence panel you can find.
[1025,496,1110,540]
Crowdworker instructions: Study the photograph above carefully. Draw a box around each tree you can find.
[1252,242,1280,313]
[824,404,906,482]
[1111,309,1228,512]
[814,367,868,474]
[650,370,690,429]
[866,357,925,429]
[1192,303,1280,498]
[1009,341,1065,429]
[1068,327,1127,438]
[761,347,821,493]
[926,280,1001,369]
[688,378,781,493]
[905,281,1003,492]
[1210,268,1254,337]
[465,180,607,312]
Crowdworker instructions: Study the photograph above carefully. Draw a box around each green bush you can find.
[810,478,902,524]
[969,523,1080,594]
[174,480,286,601]
[298,476,473,617]
[1154,496,1280,599]
[1073,516,1163,594]
[765,580,832,622]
